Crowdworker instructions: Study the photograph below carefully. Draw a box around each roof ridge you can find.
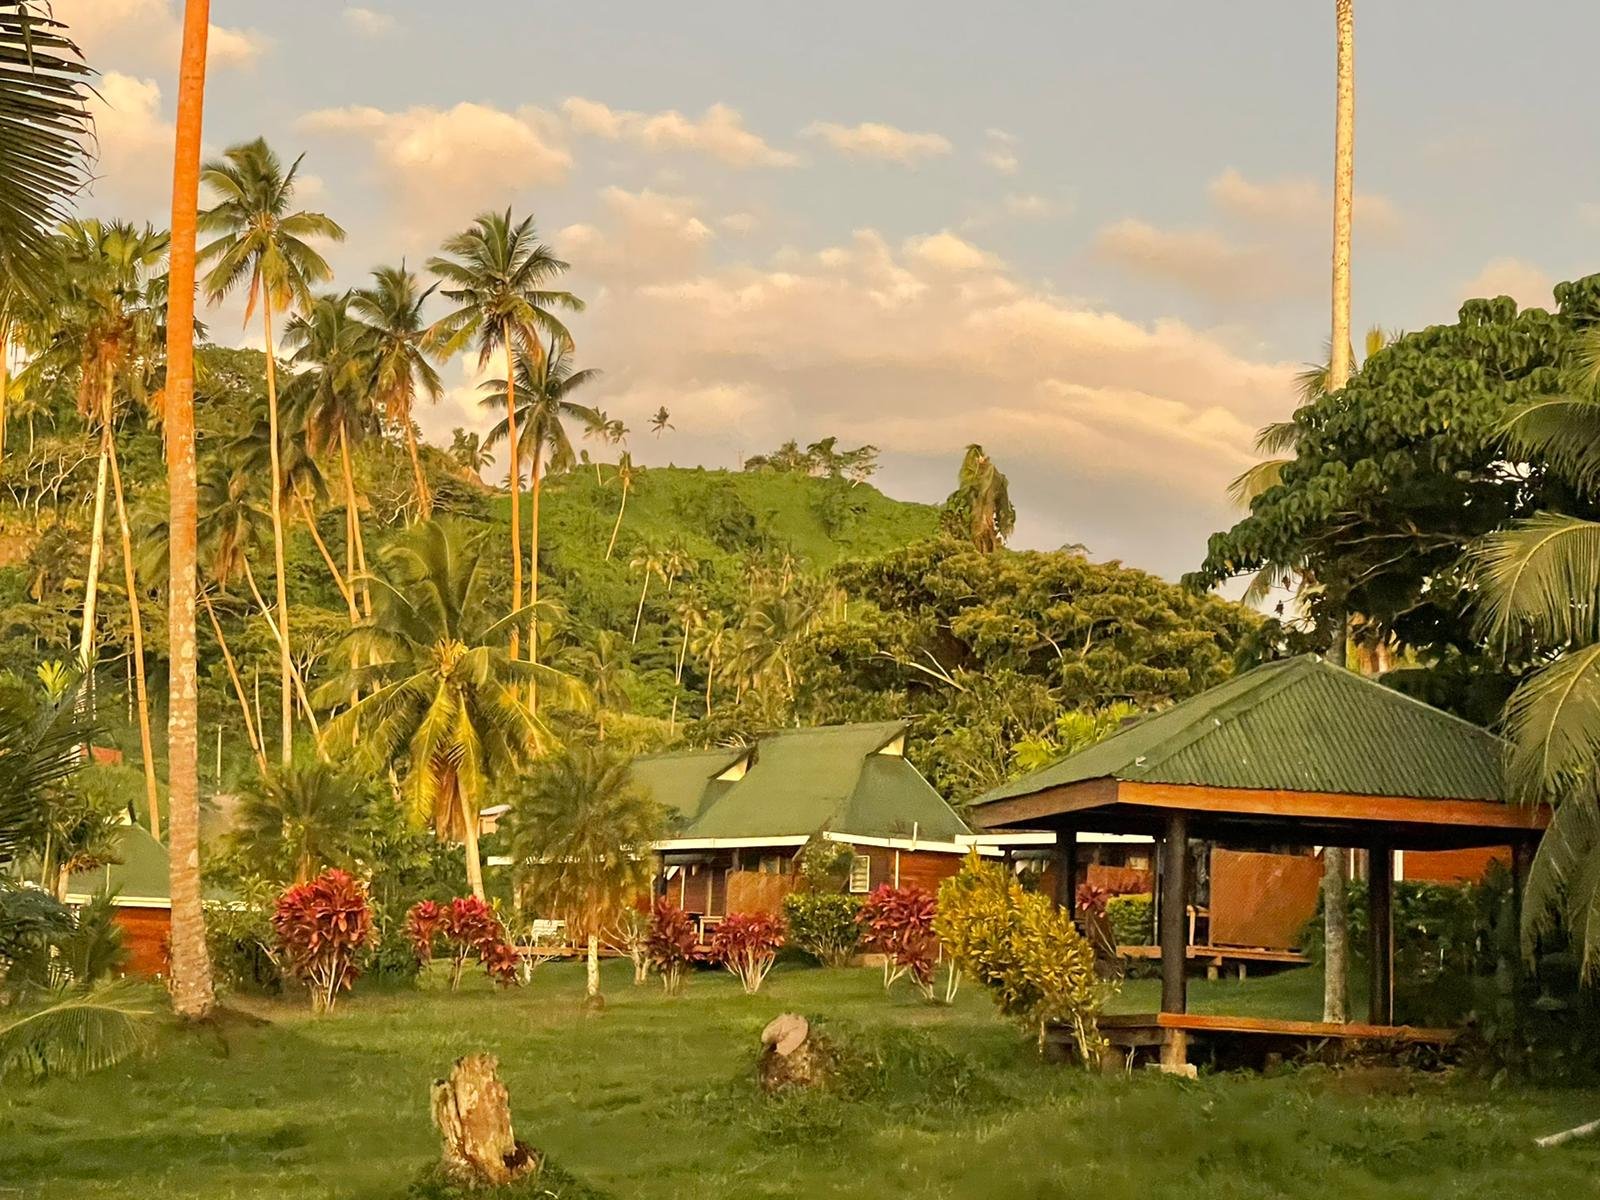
[1129,656,1314,776]
[1306,655,1508,744]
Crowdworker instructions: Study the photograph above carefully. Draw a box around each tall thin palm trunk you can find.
[337,425,372,618]
[77,410,111,671]
[527,449,542,713]
[241,557,324,753]
[402,418,431,523]
[202,591,267,771]
[0,316,10,467]
[606,476,628,561]
[297,492,357,621]
[107,433,160,838]
[503,342,523,668]
[261,298,293,764]
[586,933,600,1003]
[462,793,485,901]
[165,0,216,1020]
[632,573,650,643]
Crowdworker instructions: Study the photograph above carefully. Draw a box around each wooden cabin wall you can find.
[113,907,170,977]
[1208,849,1322,951]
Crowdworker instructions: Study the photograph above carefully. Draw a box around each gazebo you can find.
[969,654,1547,1066]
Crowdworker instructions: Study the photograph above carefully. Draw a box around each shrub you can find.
[782,892,861,967]
[406,897,517,990]
[935,853,1107,1058]
[857,884,954,1001]
[794,836,854,892]
[272,870,373,1013]
[362,911,425,989]
[711,912,784,994]
[607,899,653,985]
[1105,893,1152,948]
[646,898,698,995]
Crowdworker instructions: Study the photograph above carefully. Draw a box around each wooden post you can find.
[1054,829,1077,912]
[1160,812,1189,1015]
[1367,842,1393,1025]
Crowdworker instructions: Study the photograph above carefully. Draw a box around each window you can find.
[757,854,790,876]
[848,855,872,893]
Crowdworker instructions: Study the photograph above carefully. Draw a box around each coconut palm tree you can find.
[350,264,442,522]
[941,444,1015,553]
[649,406,673,437]
[479,339,600,708]
[628,541,666,644]
[0,4,93,300]
[448,428,493,481]
[231,762,366,884]
[690,611,730,717]
[197,136,346,765]
[317,520,587,899]
[671,588,709,732]
[605,451,639,561]
[506,743,662,1008]
[564,629,634,741]
[426,210,584,678]
[162,0,216,1021]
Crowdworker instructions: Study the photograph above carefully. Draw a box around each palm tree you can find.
[479,339,600,708]
[231,762,365,884]
[198,137,346,765]
[690,611,730,717]
[628,541,666,644]
[649,406,673,437]
[565,629,634,741]
[318,520,586,899]
[350,264,442,522]
[283,291,378,620]
[162,0,216,1021]
[671,589,709,732]
[506,744,662,1008]
[605,450,639,561]
[941,444,1015,553]
[0,4,93,300]
[29,219,167,835]
[1321,0,1357,1027]
[580,409,623,483]
[449,428,493,481]
[427,210,584,680]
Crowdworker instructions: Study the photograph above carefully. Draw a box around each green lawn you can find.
[6,961,1600,1199]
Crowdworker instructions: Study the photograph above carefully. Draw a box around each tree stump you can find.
[429,1053,541,1188]
[757,1013,828,1092]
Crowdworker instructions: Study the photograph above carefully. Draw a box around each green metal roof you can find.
[629,746,749,828]
[973,654,1507,807]
[64,823,172,905]
[634,722,971,843]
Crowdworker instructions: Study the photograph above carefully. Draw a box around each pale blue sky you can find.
[71,0,1600,577]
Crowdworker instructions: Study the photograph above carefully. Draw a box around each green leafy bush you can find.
[935,853,1108,1059]
[1105,893,1152,947]
[782,892,861,967]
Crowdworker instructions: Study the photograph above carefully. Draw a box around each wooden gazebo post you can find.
[1368,841,1394,1025]
[1159,812,1189,1015]
[1054,827,1077,912]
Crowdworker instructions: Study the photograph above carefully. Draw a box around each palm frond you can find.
[1500,395,1600,497]
[0,980,157,1082]
[1524,787,1600,978]
[1226,457,1288,510]
[1471,513,1600,649]
[1501,642,1600,800]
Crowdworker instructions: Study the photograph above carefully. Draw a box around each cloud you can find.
[1208,168,1401,234]
[1091,218,1288,303]
[54,0,268,71]
[557,187,715,281]
[562,98,797,168]
[719,212,759,237]
[1004,193,1061,219]
[296,102,571,237]
[803,121,951,165]
[982,129,1019,175]
[343,6,397,37]
[1460,257,1553,311]
[903,231,1001,273]
[82,72,174,220]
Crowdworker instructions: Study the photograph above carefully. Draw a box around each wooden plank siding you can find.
[1209,849,1322,951]
[113,907,170,977]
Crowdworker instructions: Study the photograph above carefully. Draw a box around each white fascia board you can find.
[651,836,810,851]
[63,894,169,909]
[820,831,972,854]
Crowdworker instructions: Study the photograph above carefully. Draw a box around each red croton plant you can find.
[857,883,954,1002]
[710,911,785,995]
[272,870,374,1013]
[645,898,698,995]
[406,896,520,989]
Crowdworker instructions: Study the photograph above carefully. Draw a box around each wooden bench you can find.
[1117,943,1309,979]
[1056,1011,1458,1073]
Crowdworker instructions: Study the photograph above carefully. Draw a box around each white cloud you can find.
[1004,193,1060,219]
[343,6,398,37]
[1091,218,1289,303]
[1208,168,1401,235]
[1460,257,1553,310]
[296,102,571,237]
[54,0,268,71]
[903,231,1001,273]
[557,187,715,281]
[561,97,797,169]
[982,129,1019,175]
[82,72,174,220]
[719,212,759,237]
[803,121,951,165]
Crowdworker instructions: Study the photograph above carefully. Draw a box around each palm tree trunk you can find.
[107,433,161,839]
[77,414,111,672]
[402,415,431,522]
[261,298,293,765]
[631,573,650,644]
[586,933,600,1001]
[0,315,10,468]
[202,591,267,772]
[1321,0,1356,1027]
[165,0,215,1021]
[241,557,324,754]
[297,492,357,621]
[705,652,714,717]
[605,478,628,561]
[504,341,523,666]
[462,793,485,901]
[527,449,541,714]
[338,425,372,619]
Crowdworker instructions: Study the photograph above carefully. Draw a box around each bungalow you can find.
[63,822,177,977]
[632,720,1122,929]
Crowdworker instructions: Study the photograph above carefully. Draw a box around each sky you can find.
[60,0,1600,581]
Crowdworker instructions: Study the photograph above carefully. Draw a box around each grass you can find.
[6,961,1600,1199]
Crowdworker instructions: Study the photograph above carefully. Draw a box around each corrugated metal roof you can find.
[628,746,749,829]
[633,722,971,843]
[973,654,1507,806]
